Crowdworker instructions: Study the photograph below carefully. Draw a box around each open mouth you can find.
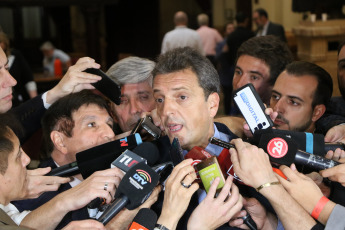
[167,124,183,132]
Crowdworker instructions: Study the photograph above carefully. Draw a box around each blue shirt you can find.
[182,124,231,203]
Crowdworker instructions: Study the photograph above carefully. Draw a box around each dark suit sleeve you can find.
[276,24,287,42]
[9,95,46,144]
[315,113,345,135]
[268,22,287,42]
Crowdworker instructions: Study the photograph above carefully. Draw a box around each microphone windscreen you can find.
[115,162,159,210]
[77,133,142,178]
[271,130,325,156]
[129,208,157,230]
[169,138,184,166]
[250,128,273,145]
[184,146,212,160]
[258,133,297,166]
[132,142,159,166]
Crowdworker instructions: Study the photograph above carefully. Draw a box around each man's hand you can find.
[324,124,345,144]
[188,176,243,230]
[243,107,278,138]
[320,163,345,187]
[305,172,331,197]
[21,167,70,200]
[278,164,323,214]
[157,159,199,230]
[46,57,101,104]
[325,148,345,162]
[229,198,277,230]
[62,220,105,230]
[56,168,124,212]
[106,186,161,230]
[230,138,277,188]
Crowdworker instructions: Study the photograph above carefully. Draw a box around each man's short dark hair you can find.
[255,8,268,18]
[285,61,333,108]
[235,12,247,24]
[42,90,112,155]
[152,47,220,99]
[237,35,293,85]
[0,125,14,174]
[0,113,21,175]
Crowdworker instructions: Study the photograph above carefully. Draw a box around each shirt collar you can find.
[205,124,231,156]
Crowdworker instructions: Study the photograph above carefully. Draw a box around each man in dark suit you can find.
[150,47,273,230]
[0,46,102,144]
[12,90,160,229]
[0,118,120,230]
[0,46,108,203]
[253,8,287,42]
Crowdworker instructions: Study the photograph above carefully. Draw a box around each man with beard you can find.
[269,61,332,132]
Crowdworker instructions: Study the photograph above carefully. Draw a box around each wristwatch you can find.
[154,224,169,230]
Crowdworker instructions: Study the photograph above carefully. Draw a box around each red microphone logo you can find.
[267,138,288,158]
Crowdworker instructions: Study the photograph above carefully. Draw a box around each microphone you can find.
[87,142,159,211]
[47,133,142,178]
[258,133,341,170]
[169,138,184,166]
[112,142,160,173]
[185,146,212,160]
[253,129,345,156]
[187,142,257,230]
[97,162,159,225]
[128,208,158,230]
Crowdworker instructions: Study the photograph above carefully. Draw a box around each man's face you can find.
[270,71,319,132]
[113,81,155,132]
[0,47,17,113]
[252,12,264,28]
[233,55,272,104]
[226,24,235,36]
[153,69,218,150]
[337,45,345,99]
[61,104,115,163]
[0,130,30,203]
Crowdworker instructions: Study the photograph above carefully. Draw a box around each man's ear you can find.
[207,92,220,118]
[50,131,68,155]
[312,104,326,122]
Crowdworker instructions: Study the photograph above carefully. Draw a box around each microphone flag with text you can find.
[47,133,142,178]
[97,162,159,225]
[258,133,340,170]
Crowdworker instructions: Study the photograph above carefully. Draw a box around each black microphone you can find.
[112,142,160,172]
[128,208,158,230]
[258,133,341,170]
[87,142,160,210]
[253,129,345,156]
[46,133,142,178]
[97,162,160,225]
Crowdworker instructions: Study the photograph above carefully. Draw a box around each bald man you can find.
[161,11,204,55]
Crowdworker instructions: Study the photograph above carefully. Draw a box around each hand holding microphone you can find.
[229,197,276,230]
[230,138,280,191]
[98,162,159,225]
[23,167,70,200]
[55,167,123,214]
[188,176,243,230]
[277,164,325,215]
[157,159,199,230]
